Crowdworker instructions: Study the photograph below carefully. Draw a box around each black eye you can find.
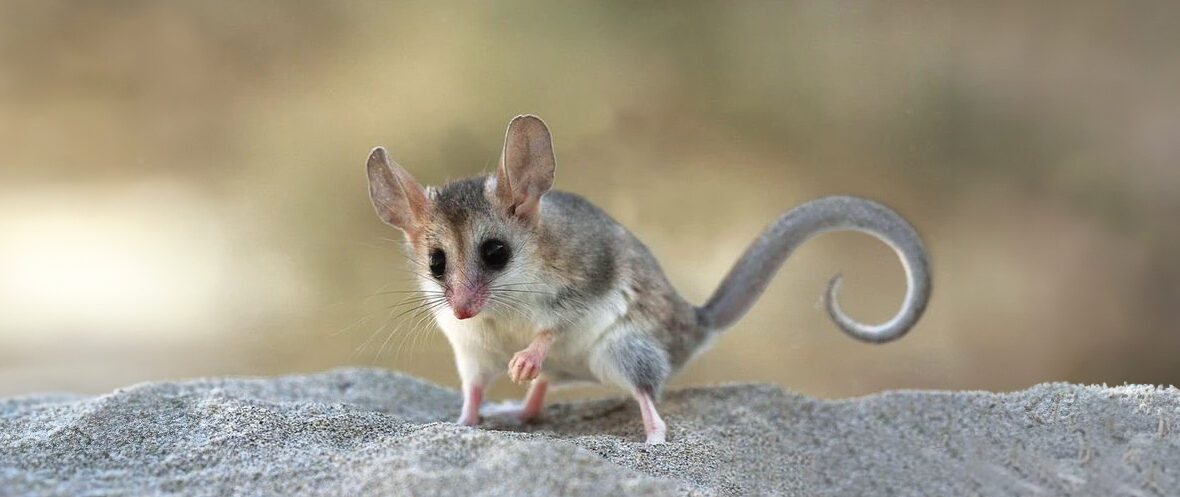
[479,239,510,270]
[428,249,446,279]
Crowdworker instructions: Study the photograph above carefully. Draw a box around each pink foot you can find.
[634,390,667,444]
[646,425,667,444]
[457,382,483,426]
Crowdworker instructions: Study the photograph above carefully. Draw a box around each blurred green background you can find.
[2,1,1177,401]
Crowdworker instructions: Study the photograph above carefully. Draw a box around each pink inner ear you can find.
[494,164,518,213]
[496,116,555,213]
[496,162,552,222]
[368,147,433,232]
[394,173,430,220]
[513,195,541,220]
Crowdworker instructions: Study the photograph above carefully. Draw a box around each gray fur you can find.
[535,190,704,372]
[400,179,930,390]
[421,179,701,388]
[597,331,671,396]
[368,116,931,443]
[699,195,931,343]
[434,177,493,221]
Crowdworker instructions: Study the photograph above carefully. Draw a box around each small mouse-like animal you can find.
[365,115,930,444]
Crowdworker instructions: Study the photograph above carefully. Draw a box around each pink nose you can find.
[453,304,480,320]
[450,290,484,320]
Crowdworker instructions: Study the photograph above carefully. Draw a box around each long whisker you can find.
[356,296,446,358]
[329,312,378,338]
[336,294,427,340]
[491,292,533,309]
[489,281,550,288]
[372,294,447,311]
[492,285,592,313]
[485,298,521,320]
[360,290,444,311]
[397,301,447,357]
[330,291,430,339]
[487,294,535,321]
[366,289,446,297]
[370,299,447,362]
[353,306,401,360]
[380,299,448,361]
[490,288,556,296]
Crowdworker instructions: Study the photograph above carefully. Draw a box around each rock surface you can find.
[2,368,1178,496]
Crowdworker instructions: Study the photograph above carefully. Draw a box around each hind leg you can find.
[632,388,667,444]
[518,378,549,420]
[591,331,672,444]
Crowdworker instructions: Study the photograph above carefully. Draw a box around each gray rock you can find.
[1,368,1178,496]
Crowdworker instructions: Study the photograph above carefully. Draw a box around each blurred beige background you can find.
[1,2,1177,401]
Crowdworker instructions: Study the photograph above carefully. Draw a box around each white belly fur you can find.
[432,289,630,384]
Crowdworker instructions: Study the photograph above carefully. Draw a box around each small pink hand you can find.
[508,330,554,384]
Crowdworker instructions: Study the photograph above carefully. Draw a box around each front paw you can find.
[508,349,543,383]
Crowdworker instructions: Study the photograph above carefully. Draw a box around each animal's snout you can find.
[449,288,485,320]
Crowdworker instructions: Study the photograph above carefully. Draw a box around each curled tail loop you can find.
[698,195,931,343]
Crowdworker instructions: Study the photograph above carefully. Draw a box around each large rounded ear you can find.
[495,115,555,223]
[366,146,429,233]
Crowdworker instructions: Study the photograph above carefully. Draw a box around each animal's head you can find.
[365,115,556,320]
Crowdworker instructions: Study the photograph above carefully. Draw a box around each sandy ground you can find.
[2,368,1178,496]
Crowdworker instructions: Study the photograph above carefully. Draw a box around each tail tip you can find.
[823,271,913,344]
[825,272,844,303]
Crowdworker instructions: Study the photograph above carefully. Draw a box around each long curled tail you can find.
[697,195,931,343]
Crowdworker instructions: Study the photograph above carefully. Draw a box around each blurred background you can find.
[1,1,1177,401]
